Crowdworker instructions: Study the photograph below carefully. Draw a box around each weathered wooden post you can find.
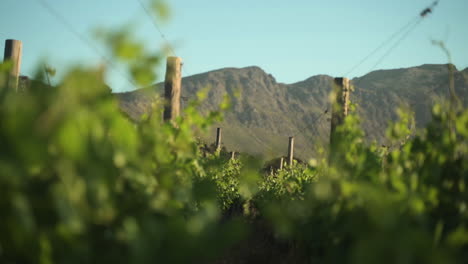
[288,136,294,166]
[163,56,182,122]
[215,127,222,153]
[230,151,236,160]
[279,157,284,170]
[3,39,22,91]
[329,77,351,160]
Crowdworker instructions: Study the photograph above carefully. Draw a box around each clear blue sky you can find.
[1,0,467,92]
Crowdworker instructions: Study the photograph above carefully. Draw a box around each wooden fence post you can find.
[329,77,351,158]
[230,151,236,160]
[288,136,294,166]
[3,39,22,91]
[215,127,222,152]
[163,56,182,122]
[279,157,284,170]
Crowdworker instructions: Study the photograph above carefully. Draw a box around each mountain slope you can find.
[117,64,468,159]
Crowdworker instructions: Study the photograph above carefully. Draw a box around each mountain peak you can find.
[303,74,333,82]
[201,65,266,75]
[418,63,458,71]
[240,65,264,71]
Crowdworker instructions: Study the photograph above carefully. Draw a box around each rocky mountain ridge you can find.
[117,64,468,159]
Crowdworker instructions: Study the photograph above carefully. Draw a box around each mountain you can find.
[117,64,468,159]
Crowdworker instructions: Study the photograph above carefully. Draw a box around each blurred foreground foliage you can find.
[1,10,468,264]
